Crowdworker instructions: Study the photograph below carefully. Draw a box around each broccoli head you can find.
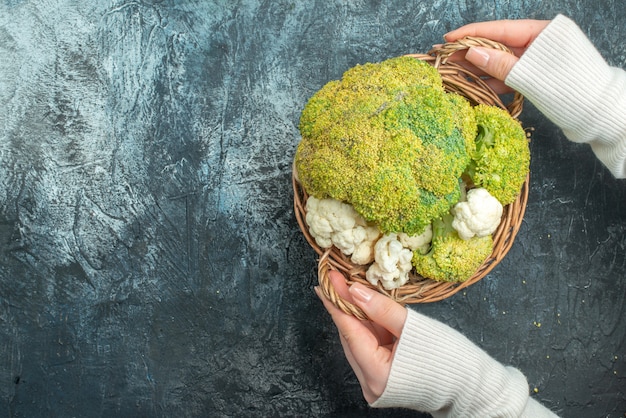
[412,214,493,282]
[466,104,530,205]
[295,56,474,235]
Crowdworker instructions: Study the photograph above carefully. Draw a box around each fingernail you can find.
[349,283,373,304]
[466,46,490,68]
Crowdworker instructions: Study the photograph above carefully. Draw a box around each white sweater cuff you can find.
[506,14,626,178]
[371,309,558,417]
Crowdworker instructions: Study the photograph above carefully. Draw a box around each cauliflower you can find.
[452,188,503,240]
[466,104,530,205]
[366,233,414,289]
[397,224,433,254]
[412,214,493,282]
[305,196,381,264]
[350,226,383,265]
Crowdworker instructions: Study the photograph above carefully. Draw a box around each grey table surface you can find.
[1,1,625,417]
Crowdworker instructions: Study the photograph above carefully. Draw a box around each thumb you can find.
[348,283,407,337]
[465,46,519,81]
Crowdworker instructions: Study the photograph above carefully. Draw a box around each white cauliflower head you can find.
[305,196,381,264]
[350,225,383,265]
[452,187,503,241]
[397,224,433,254]
[365,233,413,289]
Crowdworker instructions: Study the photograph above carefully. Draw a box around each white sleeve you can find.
[505,14,626,178]
[371,309,559,417]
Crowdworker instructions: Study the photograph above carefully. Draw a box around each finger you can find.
[314,285,363,364]
[338,333,366,384]
[315,285,386,385]
[316,280,400,403]
[444,45,527,61]
[317,274,393,344]
[315,287,379,400]
[327,270,355,302]
[339,334,383,403]
[368,321,398,347]
[315,285,361,330]
[315,285,379,349]
[444,19,550,47]
[327,272,399,345]
[348,282,407,338]
[437,50,515,94]
[338,334,384,403]
[317,279,399,357]
[465,46,519,82]
[445,49,511,76]
[482,78,514,95]
[327,271,385,335]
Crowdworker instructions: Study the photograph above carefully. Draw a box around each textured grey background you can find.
[0,1,625,417]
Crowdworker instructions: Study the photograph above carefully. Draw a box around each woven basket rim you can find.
[293,37,530,319]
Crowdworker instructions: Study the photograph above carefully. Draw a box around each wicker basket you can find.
[293,37,530,320]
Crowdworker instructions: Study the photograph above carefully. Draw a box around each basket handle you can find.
[419,36,524,118]
[318,250,370,321]
[431,36,514,65]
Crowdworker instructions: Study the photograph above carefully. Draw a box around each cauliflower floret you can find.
[452,188,503,241]
[366,233,413,289]
[397,224,433,254]
[332,226,366,255]
[305,196,381,264]
[350,225,383,265]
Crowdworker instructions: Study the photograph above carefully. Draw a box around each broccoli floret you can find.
[295,56,474,235]
[466,104,530,205]
[412,214,493,282]
[447,93,478,156]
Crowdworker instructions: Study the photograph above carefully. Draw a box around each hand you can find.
[443,19,550,93]
[315,271,407,403]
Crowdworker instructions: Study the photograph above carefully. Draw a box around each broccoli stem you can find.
[465,124,495,180]
[475,124,496,155]
[426,214,456,256]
